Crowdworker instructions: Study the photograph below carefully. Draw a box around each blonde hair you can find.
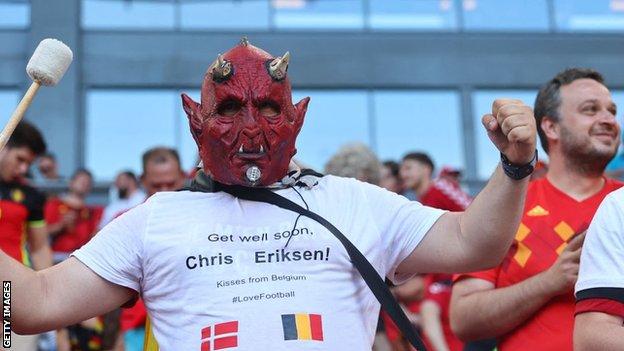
[324,143,381,185]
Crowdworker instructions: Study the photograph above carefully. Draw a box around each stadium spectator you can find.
[380,160,403,194]
[451,68,622,351]
[37,153,62,182]
[0,121,50,351]
[98,171,145,229]
[324,142,381,184]
[45,168,102,262]
[420,274,463,351]
[400,152,471,210]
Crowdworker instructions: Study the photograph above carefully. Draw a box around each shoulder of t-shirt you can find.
[319,175,404,200]
[316,175,364,192]
[599,185,624,207]
[14,183,46,210]
[147,189,217,202]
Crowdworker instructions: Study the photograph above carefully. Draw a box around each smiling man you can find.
[451,68,622,351]
[1,40,537,350]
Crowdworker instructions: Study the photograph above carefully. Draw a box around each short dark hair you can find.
[40,153,55,161]
[142,147,181,172]
[119,170,139,185]
[71,168,93,181]
[534,68,605,154]
[402,152,435,172]
[7,121,46,156]
[382,160,400,178]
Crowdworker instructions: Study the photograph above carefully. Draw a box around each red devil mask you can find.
[182,39,310,186]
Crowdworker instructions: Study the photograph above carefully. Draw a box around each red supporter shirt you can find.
[45,197,103,253]
[420,178,471,211]
[454,177,622,351]
[423,274,463,351]
[0,181,46,266]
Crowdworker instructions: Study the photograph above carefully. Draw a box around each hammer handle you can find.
[0,81,41,151]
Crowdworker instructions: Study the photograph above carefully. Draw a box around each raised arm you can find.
[3,252,134,334]
[398,99,536,274]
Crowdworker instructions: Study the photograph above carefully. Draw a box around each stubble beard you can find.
[560,125,617,177]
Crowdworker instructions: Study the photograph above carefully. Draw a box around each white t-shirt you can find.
[576,187,624,295]
[73,176,444,350]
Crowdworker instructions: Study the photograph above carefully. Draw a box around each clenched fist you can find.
[483,99,537,165]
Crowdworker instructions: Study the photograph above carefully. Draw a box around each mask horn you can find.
[267,51,290,81]
[210,54,233,83]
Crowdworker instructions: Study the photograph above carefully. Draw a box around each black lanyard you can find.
[188,174,427,350]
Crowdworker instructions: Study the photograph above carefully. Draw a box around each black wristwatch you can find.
[500,150,538,180]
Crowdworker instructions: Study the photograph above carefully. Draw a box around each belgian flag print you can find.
[281,313,324,341]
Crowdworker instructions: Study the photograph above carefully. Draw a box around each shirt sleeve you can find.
[575,190,624,316]
[26,188,46,225]
[359,181,446,284]
[71,200,150,293]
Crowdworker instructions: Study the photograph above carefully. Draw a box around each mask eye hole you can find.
[217,99,242,117]
[258,100,281,118]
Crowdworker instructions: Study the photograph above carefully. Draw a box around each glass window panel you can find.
[0,90,19,129]
[472,90,544,180]
[555,0,624,32]
[292,90,369,172]
[177,89,201,172]
[374,91,464,172]
[180,0,270,30]
[0,2,29,29]
[369,0,457,30]
[82,0,175,30]
[273,0,364,30]
[613,90,624,125]
[463,0,549,31]
[86,90,177,180]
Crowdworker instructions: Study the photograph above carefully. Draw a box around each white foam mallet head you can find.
[0,38,74,151]
[26,38,73,86]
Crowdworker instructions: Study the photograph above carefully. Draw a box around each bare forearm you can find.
[0,250,45,333]
[451,273,556,340]
[575,314,624,351]
[459,166,529,268]
[30,245,53,270]
[421,302,449,351]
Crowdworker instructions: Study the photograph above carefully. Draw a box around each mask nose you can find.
[242,126,261,139]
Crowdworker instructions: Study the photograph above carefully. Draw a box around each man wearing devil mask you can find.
[2,40,537,350]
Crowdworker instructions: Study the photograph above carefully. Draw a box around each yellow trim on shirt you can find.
[143,317,159,351]
[27,219,45,229]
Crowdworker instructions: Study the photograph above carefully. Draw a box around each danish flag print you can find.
[200,321,239,351]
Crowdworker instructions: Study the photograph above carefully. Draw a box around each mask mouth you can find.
[234,142,268,160]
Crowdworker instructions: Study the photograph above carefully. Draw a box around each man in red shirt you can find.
[450,68,622,351]
[421,274,463,351]
[0,121,50,351]
[45,169,102,262]
[400,152,471,211]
